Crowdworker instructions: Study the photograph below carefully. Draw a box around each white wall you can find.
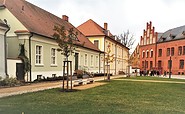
[7,59,22,78]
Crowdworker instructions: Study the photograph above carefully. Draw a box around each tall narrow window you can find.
[167,48,170,56]
[142,61,144,68]
[85,54,88,66]
[36,45,42,65]
[146,51,149,58]
[142,51,145,58]
[101,57,103,67]
[51,48,56,65]
[94,40,99,48]
[158,61,162,68]
[183,46,185,55]
[145,61,148,68]
[96,56,98,67]
[158,49,162,57]
[179,60,184,69]
[178,46,182,55]
[91,55,93,66]
[171,47,174,56]
[150,50,153,58]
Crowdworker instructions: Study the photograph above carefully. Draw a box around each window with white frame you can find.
[101,57,103,67]
[51,48,57,65]
[96,56,98,67]
[91,55,93,66]
[35,45,43,65]
[85,54,88,66]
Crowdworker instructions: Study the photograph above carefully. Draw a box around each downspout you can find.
[4,20,10,77]
[99,52,101,73]
[104,37,106,75]
[115,43,117,75]
[155,33,158,69]
[29,33,33,82]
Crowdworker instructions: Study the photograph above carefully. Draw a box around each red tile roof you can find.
[0,0,101,52]
[78,19,113,37]
[78,19,129,50]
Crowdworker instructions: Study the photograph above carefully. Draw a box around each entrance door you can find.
[75,53,79,70]
[16,63,25,81]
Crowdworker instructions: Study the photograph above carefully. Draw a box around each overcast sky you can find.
[27,0,185,49]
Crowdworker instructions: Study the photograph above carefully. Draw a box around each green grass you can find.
[1,77,185,114]
[124,76,185,82]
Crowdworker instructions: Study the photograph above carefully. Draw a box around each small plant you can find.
[0,76,2,81]
[0,77,21,87]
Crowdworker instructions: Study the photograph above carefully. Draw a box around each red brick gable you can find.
[0,0,101,52]
[140,21,158,46]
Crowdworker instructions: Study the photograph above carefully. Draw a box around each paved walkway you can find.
[0,75,124,98]
[115,78,185,84]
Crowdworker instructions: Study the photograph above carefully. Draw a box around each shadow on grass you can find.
[59,89,81,93]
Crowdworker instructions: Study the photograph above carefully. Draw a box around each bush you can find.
[74,70,83,78]
[0,77,21,87]
[33,76,66,82]
[93,73,112,77]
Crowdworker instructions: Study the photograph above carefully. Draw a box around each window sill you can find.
[51,65,58,67]
[35,64,44,67]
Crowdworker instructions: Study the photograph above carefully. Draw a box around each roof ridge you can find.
[2,0,101,52]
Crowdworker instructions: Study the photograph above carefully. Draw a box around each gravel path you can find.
[0,75,124,98]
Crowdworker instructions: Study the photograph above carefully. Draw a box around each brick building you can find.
[157,25,185,75]
[140,21,185,75]
[130,44,140,72]
[139,21,162,73]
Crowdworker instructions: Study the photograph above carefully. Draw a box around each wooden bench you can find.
[82,74,94,85]
[68,76,83,87]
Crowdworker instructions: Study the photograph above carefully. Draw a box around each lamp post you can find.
[169,55,172,79]
[144,60,146,76]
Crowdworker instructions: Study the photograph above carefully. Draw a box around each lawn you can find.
[125,76,185,82]
[0,77,185,114]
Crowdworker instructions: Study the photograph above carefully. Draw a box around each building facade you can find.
[0,19,9,78]
[0,0,103,81]
[78,20,129,75]
[157,25,185,75]
[130,44,140,74]
[140,21,185,75]
[139,21,161,73]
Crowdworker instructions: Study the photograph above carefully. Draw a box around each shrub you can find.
[74,70,83,78]
[0,77,21,87]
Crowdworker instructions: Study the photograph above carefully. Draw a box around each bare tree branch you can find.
[117,30,135,49]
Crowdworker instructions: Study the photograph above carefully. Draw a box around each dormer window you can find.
[171,35,175,39]
[162,37,166,41]
[182,31,185,36]
[170,34,176,39]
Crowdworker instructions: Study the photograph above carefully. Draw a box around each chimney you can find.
[104,23,108,30]
[62,15,69,22]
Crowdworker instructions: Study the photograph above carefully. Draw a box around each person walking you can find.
[163,71,166,77]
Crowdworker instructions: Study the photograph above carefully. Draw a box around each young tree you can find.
[53,26,77,60]
[53,25,78,91]
[104,44,114,81]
